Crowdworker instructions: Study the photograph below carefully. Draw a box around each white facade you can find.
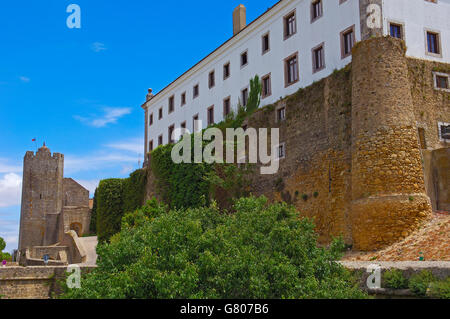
[143,0,450,151]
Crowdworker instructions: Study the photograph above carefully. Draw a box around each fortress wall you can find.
[350,37,433,250]
[0,266,95,299]
[62,206,91,237]
[63,178,90,208]
[144,37,448,251]
[248,67,354,244]
[407,59,450,150]
[19,148,64,250]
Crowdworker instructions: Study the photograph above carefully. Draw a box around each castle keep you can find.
[18,144,92,265]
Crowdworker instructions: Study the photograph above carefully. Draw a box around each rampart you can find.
[145,37,449,251]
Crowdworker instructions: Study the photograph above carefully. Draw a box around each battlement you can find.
[24,149,64,161]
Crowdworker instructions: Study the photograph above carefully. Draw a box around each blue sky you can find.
[0,0,277,253]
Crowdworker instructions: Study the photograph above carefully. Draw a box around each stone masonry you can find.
[18,144,92,265]
[144,37,449,251]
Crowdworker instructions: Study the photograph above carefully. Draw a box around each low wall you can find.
[0,266,95,299]
[341,261,450,298]
[61,231,87,264]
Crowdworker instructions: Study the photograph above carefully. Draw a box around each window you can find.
[207,106,215,126]
[262,73,272,98]
[277,107,286,122]
[311,0,323,22]
[341,25,355,59]
[223,62,230,80]
[168,125,175,144]
[193,114,200,132]
[168,96,175,114]
[159,108,163,120]
[418,128,427,150]
[181,92,186,106]
[149,113,153,126]
[223,97,231,117]
[241,51,248,67]
[209,71,215,89]
[426,31,441,55]
[284,10,297,39]
[277,143,286,159]
[389,23,403,39]
[158,135,163,146]
[438,122,450,142]
[262,33,270,54]
[312,43,325,73]
[434,72,449,91]
[181,121,186,130]
[241,88,249,106]
[436,75,449,89]
[284,52,299,87]
[193,84,199,98]
[149,140,154,152]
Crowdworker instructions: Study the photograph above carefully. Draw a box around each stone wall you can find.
[350,37,432,250]
[144,37,449,251]
[63,178,90,208]
[0,266,95,299]
[19,146,64,250]
[62,206,91,237]
[423,148,450,212]
[247,66,354,244]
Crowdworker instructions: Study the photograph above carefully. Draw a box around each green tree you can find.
[0,237,5,252]
[246,75,262,113]
[61,197,366,299]
[0,237,12,262]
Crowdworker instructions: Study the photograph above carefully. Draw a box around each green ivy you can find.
[151,139,212,210]
[123,169,148,214]
[96,179,125,243]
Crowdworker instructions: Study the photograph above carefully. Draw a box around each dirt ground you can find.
[343,213,449,262]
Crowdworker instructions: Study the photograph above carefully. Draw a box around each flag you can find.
[32,138,36,142]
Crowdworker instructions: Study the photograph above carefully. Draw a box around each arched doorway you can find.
[70,222,82,237]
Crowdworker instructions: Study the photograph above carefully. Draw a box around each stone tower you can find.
[350,37,433,250]
[18,144,64,251]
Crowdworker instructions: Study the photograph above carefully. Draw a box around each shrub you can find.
[409,271,436,297]
[89,189,98,234]
[383,269,408,289]
[61,197,367,299]
[428,277,450,299]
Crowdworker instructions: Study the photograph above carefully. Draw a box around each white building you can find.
[142,0,450,154]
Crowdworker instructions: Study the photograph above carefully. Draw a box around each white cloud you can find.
[91,42,107,53]
[0,173,22,208]
[106,138,144,154]
[0,159,21,174]
[65,153,140,174]
[74,107,132,128]
[19,76,30,83]
[0,218,19,253]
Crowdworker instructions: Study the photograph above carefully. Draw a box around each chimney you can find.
[233,4,247,35]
